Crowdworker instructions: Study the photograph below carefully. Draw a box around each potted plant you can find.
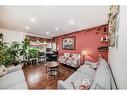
[0,41,20,67]
[19,38,30,63]
[0,42,9,67]
[28,48,38,64]
[9,41,20,66]
[0,34,27,67]
[0,33,11,67]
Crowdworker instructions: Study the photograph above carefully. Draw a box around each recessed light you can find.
[46,31,49,34]
[69,20,75,25]
[29,17,36,23]
[25,26,30,30]
[55,27,59,31]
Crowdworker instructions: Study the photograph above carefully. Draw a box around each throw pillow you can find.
[85,61,99,70]
[0,65,8,77]
[71,78,93,90]
[71,57,76,60]
[66,57,70,60]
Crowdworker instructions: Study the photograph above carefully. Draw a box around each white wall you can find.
[0,28,25,43]
[108,6,127,89]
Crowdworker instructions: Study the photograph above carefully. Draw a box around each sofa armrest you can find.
[7,65,23,73]
[57,80,68,89]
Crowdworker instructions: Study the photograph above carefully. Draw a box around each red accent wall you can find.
[56,24,108,62]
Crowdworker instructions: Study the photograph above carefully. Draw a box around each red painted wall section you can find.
[56,24,108,62]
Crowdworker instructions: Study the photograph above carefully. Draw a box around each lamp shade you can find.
[81,49,87,56]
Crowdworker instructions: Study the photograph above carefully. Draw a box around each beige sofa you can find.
[58,59,111,89]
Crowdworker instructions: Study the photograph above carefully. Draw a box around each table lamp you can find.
[81,49,87,64]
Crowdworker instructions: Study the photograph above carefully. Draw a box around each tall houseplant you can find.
[0,33,29,67]
[8,41,20,65]
[0,33,19,66]
[0,41,20,66]
[19,38,30,61]
[0,42,9,66]
[0,33,9,66]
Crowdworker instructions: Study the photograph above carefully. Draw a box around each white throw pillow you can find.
[0,65,8,77]
[85,61,99,69]
[71,78,93,90]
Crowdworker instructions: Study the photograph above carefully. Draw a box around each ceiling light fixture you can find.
[29,17,36,23]
[69,20,75,25]
[46,31,49,34]
[25,26,30,30]
[55,27,59,31]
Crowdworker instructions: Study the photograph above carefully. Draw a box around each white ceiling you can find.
[0,6,109,38]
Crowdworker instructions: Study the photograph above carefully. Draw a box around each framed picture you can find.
[62,36,75,50]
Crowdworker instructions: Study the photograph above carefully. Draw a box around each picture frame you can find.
[62,36,75,50]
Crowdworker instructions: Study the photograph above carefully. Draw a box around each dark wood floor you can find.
[22,62,75,89]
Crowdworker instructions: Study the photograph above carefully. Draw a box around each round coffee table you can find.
[45,62,60,76]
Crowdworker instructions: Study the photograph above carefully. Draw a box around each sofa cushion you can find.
[64,53,70,57]
[0,70,25,89]
[77,65,96,78]
[64,71,93,89]
[7,65,22,73]
[71,54,80,60]
[7,81,28,89]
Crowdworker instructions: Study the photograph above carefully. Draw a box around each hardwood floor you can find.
[22,62,75,89]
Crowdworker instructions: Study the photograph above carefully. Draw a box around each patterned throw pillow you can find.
[66,57,70,60]
[71,78,93,90]
[71,57,76,60]
[0,65,8,77]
